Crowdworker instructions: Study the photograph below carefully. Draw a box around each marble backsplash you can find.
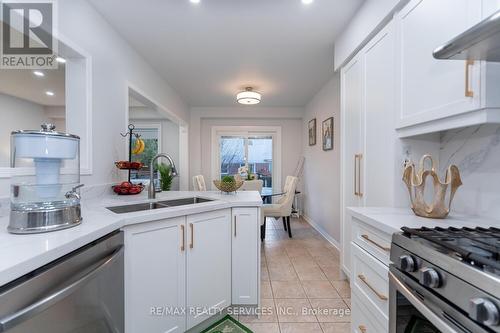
[438,124,500,220]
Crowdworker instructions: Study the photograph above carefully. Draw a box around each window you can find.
[212,126,281,192]
[130,124,161,182]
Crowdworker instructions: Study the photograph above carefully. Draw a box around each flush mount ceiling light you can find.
[190,0,200,3]
[302,0,314,4]
[45,91,55,96]
[237,87,261,105]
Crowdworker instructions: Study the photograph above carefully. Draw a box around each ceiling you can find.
[88,0,364,107]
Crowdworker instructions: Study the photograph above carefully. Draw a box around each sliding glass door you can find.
[214,127,280,192]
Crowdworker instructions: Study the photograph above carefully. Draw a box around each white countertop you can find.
[0,190,262,286]
[347,206,500,235]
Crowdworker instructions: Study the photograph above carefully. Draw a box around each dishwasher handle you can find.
[0,245,124,332]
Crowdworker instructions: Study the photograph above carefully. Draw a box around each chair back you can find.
[278,176,295,204]
[192,175,207,191]
[241,179,264,192]
[277,176,298,215]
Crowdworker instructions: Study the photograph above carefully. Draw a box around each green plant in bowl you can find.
[156,163,174,191]
[222,175,235,183]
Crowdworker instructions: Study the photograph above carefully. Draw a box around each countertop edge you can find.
[0,192,262,286]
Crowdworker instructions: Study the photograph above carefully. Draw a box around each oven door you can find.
[389,266,487,333]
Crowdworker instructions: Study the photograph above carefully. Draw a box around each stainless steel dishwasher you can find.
[0,231,124,333]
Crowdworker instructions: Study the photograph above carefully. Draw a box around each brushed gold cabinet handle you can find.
[354,154,359,196]
[189,223,194,249]
[358,325,367,333]
[180,225,185,252]
[358,274,388,301]
[361,234,390,252]
[357,154,363,197]
[234,216,237,237]
[465,60,474,97]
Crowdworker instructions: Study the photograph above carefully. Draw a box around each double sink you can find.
[107,197,213,214]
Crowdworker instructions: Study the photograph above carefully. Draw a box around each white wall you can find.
[0,0,188,196]
[302,75,341,243]
[0,94,50,168]
[0,0,189,198]
[189,107,303,190]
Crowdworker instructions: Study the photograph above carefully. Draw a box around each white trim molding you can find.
[302,214,341,252]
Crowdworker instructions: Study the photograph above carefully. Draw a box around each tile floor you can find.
[239,217,351,333]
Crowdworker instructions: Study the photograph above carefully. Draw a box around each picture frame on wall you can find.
[308,118,316,146]
[322,117,334,151]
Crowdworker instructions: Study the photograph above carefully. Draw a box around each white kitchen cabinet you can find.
[395,0,500,137]
[186,209,232,329]
[231,207,259,305]
[341,21,396,278]
[341,52,363,278]
[362,22,396,208]
[124,217,186,333]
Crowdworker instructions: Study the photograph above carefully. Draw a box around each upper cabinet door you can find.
[395,0,482,129]
[186,209,232,330]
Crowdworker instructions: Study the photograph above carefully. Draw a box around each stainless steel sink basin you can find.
[106,202,169,214]
[106,197,213,214]
[157,197,213,207]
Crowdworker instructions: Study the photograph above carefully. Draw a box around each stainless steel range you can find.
[389,226,500,333]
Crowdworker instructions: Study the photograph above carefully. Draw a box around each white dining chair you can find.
[261,176,298,240]
[240,179,264,192]
[192,175,207,191]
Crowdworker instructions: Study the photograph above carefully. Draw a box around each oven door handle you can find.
[0,245,124,333]
[389,271,460,333]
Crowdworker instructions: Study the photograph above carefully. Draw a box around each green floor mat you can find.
[200,315,253,333]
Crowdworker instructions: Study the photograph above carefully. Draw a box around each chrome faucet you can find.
[148,153,178,199]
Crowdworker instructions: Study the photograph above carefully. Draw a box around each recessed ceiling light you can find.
[33,71,45,77]
[237,88,261,105]
[55,57,66,63]
[190,0,200,3]
[302,0,314,4]
[45,91,55,96]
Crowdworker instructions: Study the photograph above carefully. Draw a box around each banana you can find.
[132,138,143,155]
[138,139,145,154]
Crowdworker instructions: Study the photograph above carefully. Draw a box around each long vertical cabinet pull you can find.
[357,153,363,197]
[189,223,194,249]
[234,215,237,237]
[465,60,474,97]
[180,225,185,252]
[354,154,359,196]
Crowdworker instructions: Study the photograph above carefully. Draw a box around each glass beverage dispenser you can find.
[9,124,83,234]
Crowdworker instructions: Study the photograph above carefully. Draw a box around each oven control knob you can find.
[419,267,440,288]
[399,255,416,272]
[469,298,500,326]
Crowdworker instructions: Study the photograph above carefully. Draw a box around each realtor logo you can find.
[1,0,58,69]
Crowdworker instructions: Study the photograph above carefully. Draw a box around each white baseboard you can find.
[302,214,341,252]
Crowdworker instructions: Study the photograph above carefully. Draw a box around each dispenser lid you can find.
[11,123,80,140]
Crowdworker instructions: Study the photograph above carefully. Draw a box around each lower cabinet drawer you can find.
[351,242,389,321]
[352,216,392,265]
[352,288,388,333]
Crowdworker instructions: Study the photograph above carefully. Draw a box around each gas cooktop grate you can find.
[401,226,500,272]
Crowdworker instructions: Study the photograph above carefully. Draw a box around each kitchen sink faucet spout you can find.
[148,153,178,199]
